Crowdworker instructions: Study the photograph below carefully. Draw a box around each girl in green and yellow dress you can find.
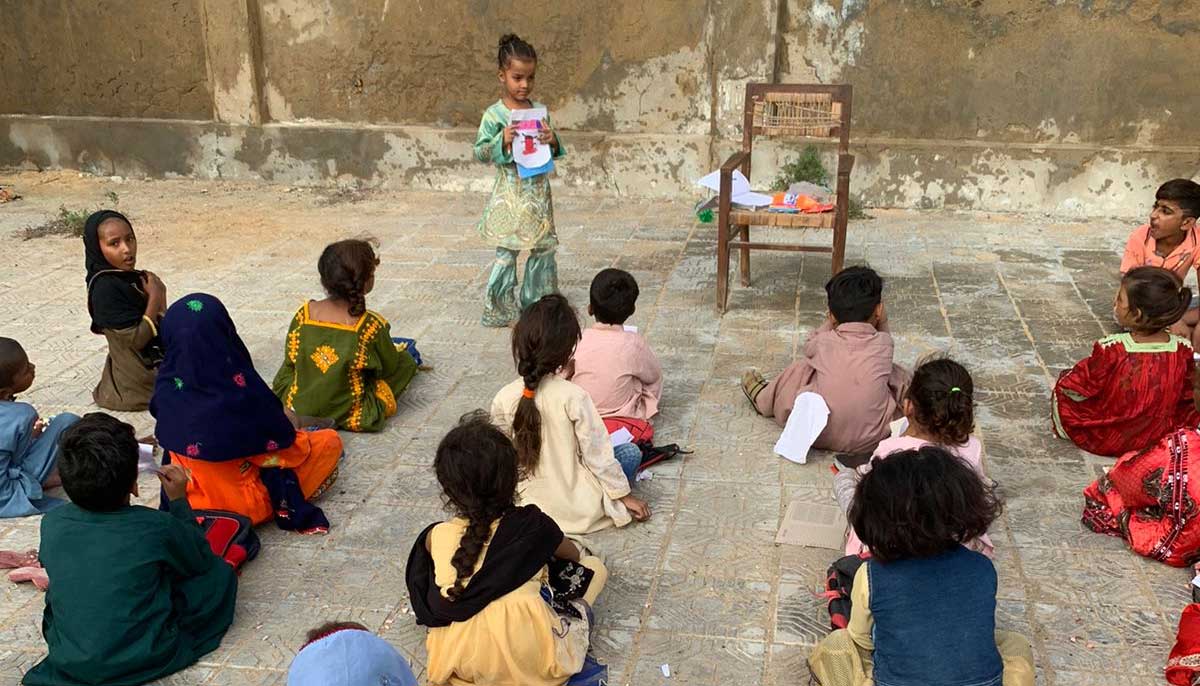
[272,239,419,432]
[474,33,566,327]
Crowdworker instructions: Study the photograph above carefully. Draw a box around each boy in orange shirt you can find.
[1120,179,1200,348]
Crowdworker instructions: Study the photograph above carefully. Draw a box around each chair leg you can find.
[717,219,731,313]
[832,217,847,275]
[738,224,751,287]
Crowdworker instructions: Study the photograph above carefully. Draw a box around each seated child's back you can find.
[568,268,662,420]
[808,447,1034,686]
[746,266,909,453]
[272,239,418,432]
[23,413,237,686]
[1053,266,1200,456]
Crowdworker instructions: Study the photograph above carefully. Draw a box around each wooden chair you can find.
[716,83,854,312]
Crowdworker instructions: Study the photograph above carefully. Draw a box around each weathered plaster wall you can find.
[0,0,213,120]
[2,0,1198,215]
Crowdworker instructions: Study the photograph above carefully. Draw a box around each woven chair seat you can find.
[729,209,836,229]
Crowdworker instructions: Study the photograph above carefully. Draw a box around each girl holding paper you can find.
[473,34,565,327]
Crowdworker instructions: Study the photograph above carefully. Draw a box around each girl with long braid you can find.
[407,412,610,685]
[272,239,419,432]
[490,294,649,535]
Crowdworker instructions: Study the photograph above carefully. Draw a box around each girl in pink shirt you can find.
[836,357,994,558]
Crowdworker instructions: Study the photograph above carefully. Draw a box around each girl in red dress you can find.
[1053,266,1200,456]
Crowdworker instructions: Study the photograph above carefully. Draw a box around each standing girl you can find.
[1053,266,1200,456]
[272,239,419,432]
[406,412,609,686]
[835,357,993,557]
[490,294,649,535]
[83,210,167,411]
[474,33,565,327]
[809,447,1035,686]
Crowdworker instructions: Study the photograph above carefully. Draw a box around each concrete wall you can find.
[2,0,1198,215]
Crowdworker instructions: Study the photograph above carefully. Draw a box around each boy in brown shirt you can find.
[742,266,909,453]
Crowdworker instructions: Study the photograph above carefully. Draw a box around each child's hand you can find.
[502,124,517,147]
[157,464,190,502]
[31,417,45,439]
[620,494,651,521]
[537,126,555,145]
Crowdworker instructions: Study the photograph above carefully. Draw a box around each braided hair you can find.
[435,411,520,601]
[906,356,975,447]
[497,33,537,69]
[1121,266,1192,333]
[511,294,581,476]
[318,239,378,318]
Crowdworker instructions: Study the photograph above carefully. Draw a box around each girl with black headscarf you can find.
[83,210,167,410]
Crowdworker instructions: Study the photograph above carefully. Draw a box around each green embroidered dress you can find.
[474,100,566,251]
[272,303,418,433]
[23,499,237,686]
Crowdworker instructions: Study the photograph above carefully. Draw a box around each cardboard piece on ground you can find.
[776,499,848,550]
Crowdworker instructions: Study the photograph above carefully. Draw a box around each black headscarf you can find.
[406,505,564,627]
[83,210,148,333]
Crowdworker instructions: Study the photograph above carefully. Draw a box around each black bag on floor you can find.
[823,553,869,629]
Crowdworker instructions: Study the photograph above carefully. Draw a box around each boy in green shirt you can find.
[23,413,238,686]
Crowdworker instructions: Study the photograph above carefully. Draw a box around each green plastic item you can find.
[697,208,714,223]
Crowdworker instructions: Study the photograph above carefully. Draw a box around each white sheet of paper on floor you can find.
[610,427,635,447]
[773,391,829,464]
[137,443,160,474]
[889,416,909,438]
[623,324,638,333]
[661,664,671,678]
[636,469,653,482]
[776,499,848,550]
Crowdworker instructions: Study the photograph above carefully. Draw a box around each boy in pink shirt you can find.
[741,266,909,453]
[1120,179,1200,348]
[566,269,662,423]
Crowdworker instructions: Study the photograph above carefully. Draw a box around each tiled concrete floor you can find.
[0,172,1186,685]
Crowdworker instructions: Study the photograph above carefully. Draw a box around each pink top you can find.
[844,434,994,558]
[567,324,663,420]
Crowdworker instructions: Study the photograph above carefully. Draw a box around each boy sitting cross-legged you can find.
[23,413,237,686]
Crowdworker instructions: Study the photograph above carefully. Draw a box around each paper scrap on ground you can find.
[623,324,638,333]
[776,499,848,550]
[610,428,634,447]
[773,392,829,464]
[636,470,653,482]
[137,443,160,474]
[661,664,671,678]
[695,169,771,208]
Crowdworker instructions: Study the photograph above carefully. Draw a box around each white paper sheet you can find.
[511,107,552,169]
[137,443,160,474]
[623,324,638,333]
[696,169,771,208]
[773,392,829,464]
[610,428,635,447]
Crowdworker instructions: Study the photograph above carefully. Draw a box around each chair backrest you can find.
[742,84,852,154]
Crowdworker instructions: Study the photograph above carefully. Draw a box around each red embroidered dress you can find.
[1083,428,1200,567]
[1053,333,1200,457]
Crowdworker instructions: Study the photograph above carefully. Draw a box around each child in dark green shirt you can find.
[23,413,238,686]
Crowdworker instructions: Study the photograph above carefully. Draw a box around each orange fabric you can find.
[170,429,343,525]
[1120,224,1199,282]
